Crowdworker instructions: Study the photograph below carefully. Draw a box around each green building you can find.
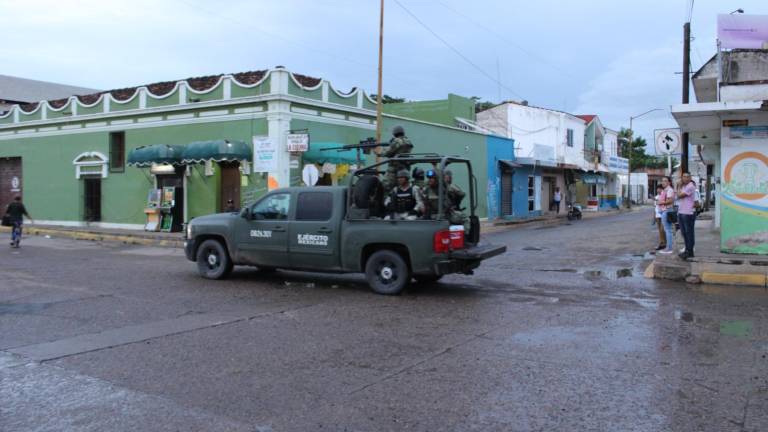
[0,68,496,230]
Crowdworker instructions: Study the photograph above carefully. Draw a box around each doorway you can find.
[0,157,22,212]
[83,177,102,222]
[542,176,555,213]
[220,161,241,212]
[501,170,513,217]
[156,167,185,231]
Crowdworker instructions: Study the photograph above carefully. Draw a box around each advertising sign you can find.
[720,138,768,254]
[287,133,309,152]
[253,136,277,173]
[730,126,768,140]
[717,14,768,49]
[608,156,629,171]
[654,128,681,155]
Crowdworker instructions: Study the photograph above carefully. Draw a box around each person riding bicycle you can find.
[4,196,31,248]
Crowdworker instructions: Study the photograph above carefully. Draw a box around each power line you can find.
[392,0,525,100]
[436,0,577,81]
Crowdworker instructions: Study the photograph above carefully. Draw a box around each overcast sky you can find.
[2,0,765,150]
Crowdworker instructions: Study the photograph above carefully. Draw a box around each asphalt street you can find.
[1,210,766,431]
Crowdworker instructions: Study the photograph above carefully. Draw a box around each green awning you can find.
[181,139,252,164]
[302,142,359,164]
[127,144,184,167]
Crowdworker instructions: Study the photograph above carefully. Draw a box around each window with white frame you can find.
[566,129,574,147]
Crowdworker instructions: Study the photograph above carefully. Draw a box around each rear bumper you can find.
[433,243,506,275]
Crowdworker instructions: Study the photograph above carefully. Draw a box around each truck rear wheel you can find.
[196,239,233,280]
[365,250,410,295]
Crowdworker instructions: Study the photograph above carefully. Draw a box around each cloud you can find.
[574,41,683,151]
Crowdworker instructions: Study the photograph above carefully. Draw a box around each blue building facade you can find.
[484,135,544,220]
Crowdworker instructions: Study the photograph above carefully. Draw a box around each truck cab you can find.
[185,155,506,294]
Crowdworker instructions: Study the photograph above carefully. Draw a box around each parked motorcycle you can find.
[567,203,582,221]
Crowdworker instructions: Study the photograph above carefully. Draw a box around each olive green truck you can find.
[184,155,506,294]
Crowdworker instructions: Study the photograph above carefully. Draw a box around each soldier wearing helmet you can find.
[384,169,422,220]
[443,169,466,211]
[382,125,414,193]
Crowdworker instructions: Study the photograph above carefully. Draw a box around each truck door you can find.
[236,192,291,267]
[288,191,338,270]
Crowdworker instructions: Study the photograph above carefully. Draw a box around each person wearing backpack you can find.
[3,196,32,248]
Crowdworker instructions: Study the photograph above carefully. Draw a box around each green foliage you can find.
[618,128,673,169]
[369,94,406,104]
[470,97,496,113]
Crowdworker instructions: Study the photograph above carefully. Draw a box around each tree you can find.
[470,96,496,113]
[618,128,673,170]
[369,94,406,104]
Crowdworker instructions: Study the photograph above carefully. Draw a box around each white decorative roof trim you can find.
[187,75,225,95]
[328,83,359,99]
[230,70,272,88]
[75,93,107,108]
[145,83,182,99]
[289,73,323,91]
[17,103,43,115]
[45,98,73,112]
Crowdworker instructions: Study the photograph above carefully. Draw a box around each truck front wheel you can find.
[365,250,410,295]
[196,239,233,280]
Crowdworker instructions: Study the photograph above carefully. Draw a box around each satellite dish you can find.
[302,164,319,186]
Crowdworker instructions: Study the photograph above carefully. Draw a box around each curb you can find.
[0,226,183,248]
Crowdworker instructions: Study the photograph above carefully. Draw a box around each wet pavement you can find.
[1,211,766,431]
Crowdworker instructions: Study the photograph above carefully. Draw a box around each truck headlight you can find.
[186,223,192,239]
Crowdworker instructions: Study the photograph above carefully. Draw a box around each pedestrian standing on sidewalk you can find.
[553,187,562,214]
[3,196,32,248]
[658,177,675,255]
[653,185,666,251]
[677,172,697,260]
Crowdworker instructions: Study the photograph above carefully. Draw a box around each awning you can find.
[127,144,184,167]
[498,159,522,169]
[302,142,359,164]
[181,139,252,164]
[580,173,607,184]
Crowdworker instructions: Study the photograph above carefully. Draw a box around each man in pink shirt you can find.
[677,172,697,260]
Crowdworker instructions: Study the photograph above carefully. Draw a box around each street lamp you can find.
[624,108,663,208]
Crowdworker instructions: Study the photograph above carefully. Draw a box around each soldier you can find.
[385,170,422,220]
[420,170,441,219]
[443,169,466,211]
[382,125,414,193]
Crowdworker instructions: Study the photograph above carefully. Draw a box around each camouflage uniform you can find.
[382,126,414,193]
[444,170,467,224]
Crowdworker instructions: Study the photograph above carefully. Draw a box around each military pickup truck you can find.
[184,155,506,295]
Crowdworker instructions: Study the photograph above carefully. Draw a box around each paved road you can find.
[1,211,766,431]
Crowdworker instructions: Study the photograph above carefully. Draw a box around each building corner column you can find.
[267,100,292,190]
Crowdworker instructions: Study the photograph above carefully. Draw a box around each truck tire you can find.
[196,239,233,280]
[353,175,382,210]
[365,250,410,295]
[413,274,443,284]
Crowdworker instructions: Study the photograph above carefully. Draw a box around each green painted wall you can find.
[18,109,42,122]
[383,94,476,127]
[77,100,106,116]
[110,97,141,112]
[0,116,267,225]
[584,122,596,150]
[190,85,224,103]
[230,80,270,98]
[328,87,358,107]
[288,80,322,100]
[146,91,179,108]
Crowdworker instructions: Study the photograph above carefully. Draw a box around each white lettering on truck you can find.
[250,230,272,238]
[297,234,328,246]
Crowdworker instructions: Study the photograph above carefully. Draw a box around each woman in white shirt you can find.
[653,185,666,250]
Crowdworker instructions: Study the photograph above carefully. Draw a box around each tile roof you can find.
[15,69,321,111]
[575,115,596,124]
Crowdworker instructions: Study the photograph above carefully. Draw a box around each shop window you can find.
[296,192,333,221]
[566,129,574,147]
[590,184,597,197]
[252,193,290,220]
[109,131,125,172]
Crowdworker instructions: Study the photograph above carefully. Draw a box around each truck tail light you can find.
[449,225,465,250]
[433,226,465,253]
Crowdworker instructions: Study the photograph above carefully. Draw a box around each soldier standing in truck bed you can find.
[382,125,413,193]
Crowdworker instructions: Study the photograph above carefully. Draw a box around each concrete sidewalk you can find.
[482,206,643,234]
[0,224,184,248]
[652,213,768,288]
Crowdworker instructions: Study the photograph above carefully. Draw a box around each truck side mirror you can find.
[240,207,251,220]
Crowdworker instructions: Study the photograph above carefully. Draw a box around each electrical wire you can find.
[435,0,577,81]
[392,0,525,100]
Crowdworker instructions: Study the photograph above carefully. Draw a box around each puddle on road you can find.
[522,246,545,251]
[536,267,635,280]
[674,310,695,322]
[719,320,752,338]
[0,302,49,315]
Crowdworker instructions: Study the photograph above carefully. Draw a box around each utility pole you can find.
[626,119,633,209]
[375,0,385,162]
[681,21,691,174]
